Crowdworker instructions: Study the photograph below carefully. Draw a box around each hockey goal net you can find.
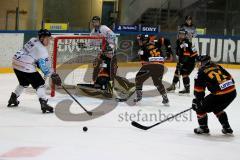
[48,35,106,97]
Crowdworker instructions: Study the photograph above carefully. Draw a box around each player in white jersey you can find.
[7,29,62,113]
[89,16,135,100]
[90,16,116,50]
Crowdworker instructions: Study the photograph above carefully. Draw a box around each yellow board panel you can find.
[44,23,68,30]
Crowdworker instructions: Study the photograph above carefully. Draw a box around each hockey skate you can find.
[7,92,19,107]
[133,90,142,103]
[194,126,210,134]
[166,83,176,92]
[222,127,233,135]
[39,98,54,113]
[162,93,169,105]
[179,85,190,94]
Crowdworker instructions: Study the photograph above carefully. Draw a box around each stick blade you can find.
[87,112,93,116]
[131,121,150,130]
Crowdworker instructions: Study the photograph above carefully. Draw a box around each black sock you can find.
[215,111,231,128]
[173,76,179,84]
[197,113,208,128]
[183,77,190,86]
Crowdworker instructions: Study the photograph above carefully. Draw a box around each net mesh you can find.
[47,35,106,96]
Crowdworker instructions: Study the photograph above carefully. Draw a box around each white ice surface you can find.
[0,67,240,160]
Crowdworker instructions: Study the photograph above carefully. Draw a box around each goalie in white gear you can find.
[7,29,62,113]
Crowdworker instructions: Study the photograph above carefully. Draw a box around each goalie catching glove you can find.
[51,73,62,86]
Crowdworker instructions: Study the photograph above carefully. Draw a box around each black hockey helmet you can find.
[185,15,192,21]
[138,34,150,42]
[196,55,211,62]
[92,16,101,22]
[38,29,51,38]
[196,55,211,67]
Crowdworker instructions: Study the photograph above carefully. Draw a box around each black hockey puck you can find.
[83,126,88,132]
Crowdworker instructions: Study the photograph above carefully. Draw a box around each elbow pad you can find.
[37,58,51,77]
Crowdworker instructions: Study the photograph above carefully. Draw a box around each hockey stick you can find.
[131,107,192,130]
[178,69,181,89]
[177,63,181,89]
[62,85,93,116]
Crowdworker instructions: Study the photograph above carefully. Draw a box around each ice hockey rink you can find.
[0,67,240,160]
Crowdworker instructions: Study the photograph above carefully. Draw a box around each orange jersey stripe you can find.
[183,52,190,56]
[197,113,207,118]
[98,69,109,77]
[141,61,164,65]
[191,52,198,57]
[215,86,235,95]
[194,86,205,92]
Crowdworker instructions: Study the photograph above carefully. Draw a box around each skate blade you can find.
[194,132,210,135]
[178,93,191,96]
[166,90,175,93]
[222,133,234,136]
[162,103,170,107]
[42,110,54,114]
[7,103,19,107]
[222,131,234,136]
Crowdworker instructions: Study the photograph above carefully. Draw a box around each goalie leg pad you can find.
[92,58,102,82]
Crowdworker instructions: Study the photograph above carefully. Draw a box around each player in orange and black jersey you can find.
[192,55,237,135]
[148,35,173,61]
[134,34,172,105]
[158,37,173,60]
[167,29,198,94]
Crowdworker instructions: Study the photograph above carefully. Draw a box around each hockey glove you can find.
[192,98,203,112]
[176,63,183,71]
[51,73,62,86]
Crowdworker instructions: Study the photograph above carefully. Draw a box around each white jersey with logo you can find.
[12,38,52,76]
[90,25,116,49]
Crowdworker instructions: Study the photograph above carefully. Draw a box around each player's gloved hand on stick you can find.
[177,63,183,70]
[51,73,62,86]
[192,98,203,112]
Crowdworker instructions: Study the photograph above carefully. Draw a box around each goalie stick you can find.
[62,85,93,116]
[131,107,192,130]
